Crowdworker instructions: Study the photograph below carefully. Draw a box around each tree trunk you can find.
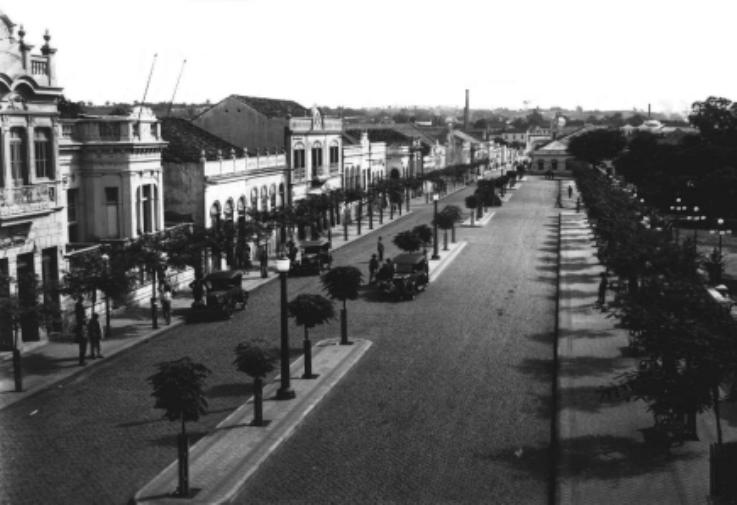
[340,301,349,345]
[177,416,189,497]
[253,376,264,426]
[714,385,723,446]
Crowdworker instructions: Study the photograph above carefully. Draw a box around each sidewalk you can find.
[133,237,468,504]
[0,181,470,411]
[557,182,735,505]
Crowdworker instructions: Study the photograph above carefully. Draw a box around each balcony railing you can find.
[0,182,60,218]
[329,162,340,174]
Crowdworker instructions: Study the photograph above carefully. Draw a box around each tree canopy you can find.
[567,128,626,167]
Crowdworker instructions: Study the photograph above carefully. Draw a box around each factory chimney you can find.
[464,89,469,130]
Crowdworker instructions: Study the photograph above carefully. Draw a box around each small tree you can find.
[412,224,433,248]
[233,339,277,426]
[465,195,478,225]
[287,294,335,378]
[148,357,211,497]
[441,205,464,243]
[321,266,362,345]
[434,207,462,250]
[393,230,423,253]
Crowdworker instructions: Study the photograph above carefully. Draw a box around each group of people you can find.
[74,281,174,366]
[368,236,396,285]
[75,299,103,366]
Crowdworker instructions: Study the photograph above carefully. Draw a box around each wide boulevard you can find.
[0,177,559,505]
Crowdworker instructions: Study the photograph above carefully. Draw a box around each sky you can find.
[4,0,736,114]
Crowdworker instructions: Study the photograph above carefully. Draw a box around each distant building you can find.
[341,131,386,191]
[193,95,343,204]
[161,117,288,269]
[0,12,65,343]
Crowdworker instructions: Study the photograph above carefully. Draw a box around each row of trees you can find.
[148,262,363,496]
[567,96,737,221]
[575,165,737,446]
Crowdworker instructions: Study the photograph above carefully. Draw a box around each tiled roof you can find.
[231,95,308,119]
[342,132,361,145]
[161,117,245,163]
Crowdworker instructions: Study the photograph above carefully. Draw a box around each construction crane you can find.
[136,53,158,131]
[166,59,187,118]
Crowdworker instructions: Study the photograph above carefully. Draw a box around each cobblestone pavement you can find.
[231,178,559,505]
[0,177,557,505]
[0,184,473,505]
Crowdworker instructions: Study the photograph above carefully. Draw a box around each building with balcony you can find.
[161,117,288,269]
[58,107,167,244]
[193,95,343,204]
[0,12,65,344]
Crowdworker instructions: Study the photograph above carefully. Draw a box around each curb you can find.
[430,241,468,283]
[134,338,373,505]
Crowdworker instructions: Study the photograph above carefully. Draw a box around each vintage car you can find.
[186,270,248,322]
[290,238,333,275]
[377,253,429,300]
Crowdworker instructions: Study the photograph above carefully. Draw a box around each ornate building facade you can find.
[0,12,65,344]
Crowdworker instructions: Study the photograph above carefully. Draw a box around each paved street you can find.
[232,178,559,504]
[0,178,558,505]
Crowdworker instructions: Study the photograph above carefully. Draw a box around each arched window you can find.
[237,196,246,218]
[224,198,235,221]
[551,159,558,171]
[329,140,339,173]
[311,141,323,178]
[34,128,53,179]
[210,201,222,229]
[293,142,305,180]
[269,184,277,209]
[250,188,259,211]
[10,127,28,184]
[261,186,268,211]
[278,183,286,208]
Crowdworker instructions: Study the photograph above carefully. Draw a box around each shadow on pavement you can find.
[207,382,251,398]
[480,434,699,482]
[559,327,619,340]
[515,357,554,383]
[559,384,628,414]
[559,355,632,378]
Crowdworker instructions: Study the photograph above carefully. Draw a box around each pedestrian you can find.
[575,196,581,213]
[87,313,103,359]
[160,283,173,325]
[368,253,379,285]
[75,298,87,366]
[597,272,608,309]
[568,184,573,199]
[377,236,385,262]
[190,278,204,306]
[259,245,268,278]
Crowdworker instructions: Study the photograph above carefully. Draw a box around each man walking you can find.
[377,236,385,262]
[160,283,173,325]
[368,254,379,285]
[75,298,87,366]
[87,313,103,359]
[568,183,573,199]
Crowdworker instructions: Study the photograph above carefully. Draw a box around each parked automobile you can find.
[290,238,333,275]
[186,270,248,322]
[377,253,429,300]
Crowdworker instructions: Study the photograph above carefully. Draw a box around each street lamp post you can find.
[432,193,440,260]
[275,257,295,400]
[710,218,732,256]
[669,197,688,243]
[688,206,706,243]
[101,253,111,338]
